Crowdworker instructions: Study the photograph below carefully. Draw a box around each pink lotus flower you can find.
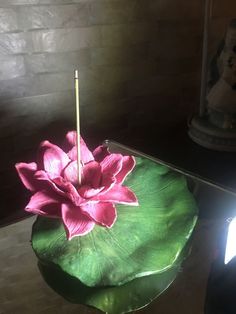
[15,131,138,240]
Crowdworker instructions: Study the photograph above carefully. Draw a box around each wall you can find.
[0,0,204,140]
[0,0,234,219]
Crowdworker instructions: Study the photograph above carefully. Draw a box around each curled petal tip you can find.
[39,140,50,147]
[15,162,38,191]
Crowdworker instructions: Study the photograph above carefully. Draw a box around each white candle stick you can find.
[75,70,81,185]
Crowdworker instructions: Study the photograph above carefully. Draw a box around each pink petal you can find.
[66,131,94,164]
[82,161,101,188]
[78,185,104,198]
[34,170,66,196]
[34,171,84,206]
[65,130,77,147]
[80,137,95,163]
[25,191,61,218]
[67,146,77,161]
[81,202,117,228]
[100,154,123,177]
[15,162,38,191]
[53,176,84,206]
[116,156,136,184]
[100,174,116,193]
[61,203,95,240]
[39,141,70,179]
[93,145,110,162]
[94,185,139,205]
[63,160,78,185]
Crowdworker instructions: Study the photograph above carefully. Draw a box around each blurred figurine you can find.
[208,19,236,130]
[189,19,236,151]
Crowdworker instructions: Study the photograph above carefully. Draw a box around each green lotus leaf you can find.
[38,258,180,314]
[32,157,198,287]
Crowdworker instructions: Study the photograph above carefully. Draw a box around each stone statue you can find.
[189,19,236,151]
[207,19,236,130]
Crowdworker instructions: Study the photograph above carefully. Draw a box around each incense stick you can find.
[75,70,81,185]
